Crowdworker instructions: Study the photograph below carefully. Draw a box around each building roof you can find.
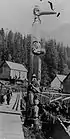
[63,73,70,82]
[51,74,67,90]
[6,61,27,72]
[56,74,66,82]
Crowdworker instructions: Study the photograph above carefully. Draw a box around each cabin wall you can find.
[10,69,27,80]
[63,75,70,93]
[63,79,70,93]
[51,77,61,89]
[20,71,27,80]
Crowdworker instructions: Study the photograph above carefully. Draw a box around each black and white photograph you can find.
[0,0,70,139]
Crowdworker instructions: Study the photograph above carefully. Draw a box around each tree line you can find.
[0,28,70,86]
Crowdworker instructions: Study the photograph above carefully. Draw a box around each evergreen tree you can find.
[57,43,66,74]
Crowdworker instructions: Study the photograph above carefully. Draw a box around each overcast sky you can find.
[0,0,70,34]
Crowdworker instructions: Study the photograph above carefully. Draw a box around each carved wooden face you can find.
[32,41,41,50]
[32,40,45,55]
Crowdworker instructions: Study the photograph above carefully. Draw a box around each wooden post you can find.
[31,12,41,82]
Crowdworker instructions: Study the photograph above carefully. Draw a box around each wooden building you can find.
[63,73,70,93]
[0,61,27,81]
[51,74,66,90]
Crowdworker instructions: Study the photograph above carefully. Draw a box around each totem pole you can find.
[28,4,59,84]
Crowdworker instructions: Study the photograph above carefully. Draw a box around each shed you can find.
[51,74,66,90]
[0,61,27,81]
